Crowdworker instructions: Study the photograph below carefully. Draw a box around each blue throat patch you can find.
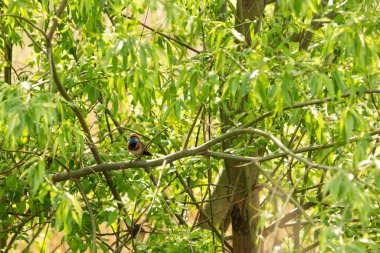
[128,138,138,149]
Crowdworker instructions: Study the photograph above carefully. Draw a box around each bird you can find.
[128,133,152,156]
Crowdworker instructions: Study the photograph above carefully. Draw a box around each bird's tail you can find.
[143,150,153,156]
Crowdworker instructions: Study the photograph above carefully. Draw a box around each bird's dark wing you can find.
[142,150,152,156]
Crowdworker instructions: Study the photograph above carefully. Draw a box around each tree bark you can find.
[4,42,12,85]
[235,0,264,44]
[230,162,259,253]
[230,1,264,252]
[1,2,12,85]
[198,1,265,252]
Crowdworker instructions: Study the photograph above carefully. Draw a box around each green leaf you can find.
[309,72,323,98]
[28,159,45,194]
[231,29,245,42]
[353,138,367,168]
[107,211,118,227]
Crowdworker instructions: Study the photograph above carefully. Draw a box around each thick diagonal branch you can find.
[52,128,334,182]
[45,0,124,215]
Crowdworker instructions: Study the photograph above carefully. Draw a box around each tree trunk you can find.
[198,1,265,252]
[4,42,12,85]
[229,162,259,253]
[230,1,264,252]
[1,2,12,85]
[235,0,264,44]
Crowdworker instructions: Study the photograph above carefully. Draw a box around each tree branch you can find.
[52,128,331,182]
[47,0,68,41]
[56,158,97,253]
[184,104,204,149]
[101,99,189,227]
[105,7,200,54]
[125,16,201,54]
[262,202,315,237]
[242,89,380,128]
[258,128,380,162]
[0,14,48,39]
[302,241,320,253]
[44,0,127,231]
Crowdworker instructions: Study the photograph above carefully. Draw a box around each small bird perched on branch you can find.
[128,133,152,156]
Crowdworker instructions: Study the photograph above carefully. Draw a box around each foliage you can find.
[0,0,380,252]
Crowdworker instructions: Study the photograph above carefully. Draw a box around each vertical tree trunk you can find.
[228,1,264,252]
[219,91,262,252]
[235,0,264,44]
[4,42,12,85]
[199,1,265,252]
[229,162,259,253]
[1,2,12,85]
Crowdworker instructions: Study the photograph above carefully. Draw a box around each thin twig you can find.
[242,89,380,128]
[21,222,49,253]
[302,241,320,253]
[0,14,48,39]
[4,209,46,252]
[101,100,188,228]
[255,162,315,226]
[184,104,204,149]
[125,16,201,54]
[55,159,97,253]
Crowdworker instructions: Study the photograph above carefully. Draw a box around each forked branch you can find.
[52,128,336,182]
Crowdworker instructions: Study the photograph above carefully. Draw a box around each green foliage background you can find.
[0,0,380,252]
